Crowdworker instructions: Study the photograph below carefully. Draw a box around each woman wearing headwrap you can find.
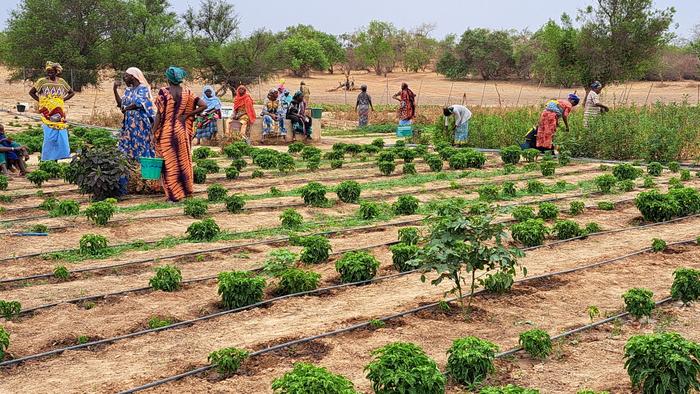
[152,66,207,202]
[261,89,280,136]
[392,83,416,125]
[194,85,222,144]
[28,61,75,161]
[113,67,155,160]
[286,91,312,139]
[442,104,472,144]
[583,81,609,128]
[231,85,256,142]
[355,85,374,127]
[536,93,580,152]
[278,89,292,134]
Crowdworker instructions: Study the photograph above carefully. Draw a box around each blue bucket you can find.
[396,125,413,138]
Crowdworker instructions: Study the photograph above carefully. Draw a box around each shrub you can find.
[647,162,663,176]
[217,271,266,309]
[426,155,443,172]
[371,138,385,148]
[192,146,214,160]
[292,235,332,264]
[0,300,22,319]
[558,150,571,166]
[147,316,174,329]
[28,224,49,233]
[252,153,277,170]
[526,180,545,194]
[223,144,243,159]
[365,342,445,394]
[502,181,517,197]
[623,288,655,319]
[346,144,362,156]
[538,202,559,220]
[522,149,539,162]
[377,151,396,163]
[540,160,556,176]
[612,163,642,180]
[363,144,380,155]
[402,163,417,175]
[330,159,343,169]
[205,184,228,202]
[392,195,420,215]
[27,170,51,187]
[389,243,419,272]
[594,174,617,193]
[231,158,247,171]
[306,155,321,171]
[569,201,585,215]
[398,148,416,163]
[225,194,246,214]
[377,160,395,176]
[447,336,498,386]
[288,141,305,154]
[84,199,117,226]
[301,146,322,161]
[280,208,303,229]
[584,222,602,234]
[0,175,7,191]
[208,347,249,375]
[261,249,298,277]
[277,268,321,295]
[335,251,380,283]
[184,198,208,218]
[500,145,521,165]
[671,268,700,304]
[186,218,221,241]
[482,271,515,293]
[668,161,680,173]
[300,182,328,207]
[53,265,69,280]
[642,176,655,188]
[553,220,582,240]
[193,166,207,184]
[624,332,700,394]
[0,326,9,360]
[272,362,357,394]
[635,190,679,222]
[449,149,486,169]
[438,146,457,161]
[651,238,667,252]
[511,219,548,247]
[480,385,540,394]
[149,265,182,292]
[79,234,109,256]
[51,199,80,217]
[519,329,552,359]
[477,185,500,202]
[597,201,615,211]
[336,181,361,204]
[511,206,536,222]
[668,187,700,216]
[275,154,296,174]
[669,177,683,189]
[618,179,635,192]
[398,227,419,246]
[359,201,381,220]
[324,150,344,161]
[195,158,220,174]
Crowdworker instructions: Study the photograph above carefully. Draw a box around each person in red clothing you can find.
[536,93,580,152]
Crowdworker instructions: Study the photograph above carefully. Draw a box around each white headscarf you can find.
[125,67,152,99]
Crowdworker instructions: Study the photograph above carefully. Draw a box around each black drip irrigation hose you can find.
[116,238,698,394]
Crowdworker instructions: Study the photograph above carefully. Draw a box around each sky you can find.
[0,0,697,40]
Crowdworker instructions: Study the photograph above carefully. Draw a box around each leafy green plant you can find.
[192,146,214,160]
[292,235,332,264]
[149,265,182,292]
[668,161,680,173]
[584,222,602,234]
[482,271,515,293]
[53,265,69,280]
[363,144,380,155]
[480,385,540,394]
[477,185,500,202]
[330,159,343,169]
[635,190,680,222]
[392,195,419,215]
[623,288,655,319]
[184,198,208,218]
[511,219,548,247]
[502,181,517,197]
[300,146,322,161]
[335,251,380,283]
[28,224,49,233]
[231,158,247,171]
[147,316,174,329]
[398,227,419,246]
[84,199,117,226]
[389,244,419,272]
[594,174,617,193]
[618,179,635,192]
[277,268,321,295]
[449,149,486,169]
[402,163,417,175]
[500,145,521,165]
[671,268,700,305]
[398,148,416,163]
[371,138,385,148]
[336,180,361,204]
[553,220,582,240]
[642,176,655,188]
[225,194,245,214]
[540,160,556,176]
[522,149,539,163]
[277,153,296,174]
[624,332,700,394]
[0,326,9,360]
[647,162,663,176]
[270,187,282,196]
[287,141,305,154]
[587,305,600,322]
[38,196,59,211]
[193,166,207,184]
[359,201,381,220]
[538,202,559,220]
[558,150,571,166]
[597,201,615,211]
[50,199,80,217]
[613,163,642,180]
[325,149,345,161]
[519,329,552,359]
[377,151,396,163]
[377,160,395,176]
[27,170,51,187]
[651,238,667,252]
[0,175,8,191]
[305,155,321,171]
[365,342,445,394]
[668,187,700,216]
[300,182,328,207]
[272,362,357,394]
[253,153,278,170]
[447,336,498,387]
[426,155,443,172]
[217,271,266,309]
[186,218,221,241]
[261,249,298,277]
[207,183,228,202]
[79,233,108,256]
[196,158,220,174]
[526,180,545,194]
[0,300,21,319]
[511,206,536,222]
[569,201,585,215]
[251,169,264,178]
[208,347,249,375]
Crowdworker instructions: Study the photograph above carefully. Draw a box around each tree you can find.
[279,25,344,74]
[183,0,240,45]
[511,30,538,80]
[355,20,397,75]
[403,24,438,72]
[532,15,582,86]
[454,29,515,80]
[217,29,280,87]
[280,36,329,77]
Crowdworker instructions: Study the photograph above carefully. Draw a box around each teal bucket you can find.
[140,157,164,180]
[396,125,413,138]
[310,108,323,119]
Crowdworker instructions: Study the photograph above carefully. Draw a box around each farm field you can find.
[1,137,699,393]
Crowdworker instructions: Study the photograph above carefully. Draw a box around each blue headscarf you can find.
[568,93,580,106]
[165,66,187,85]
[591,81,602,90]
[202,85,221,111]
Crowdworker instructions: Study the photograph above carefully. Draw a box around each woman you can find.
[536,93,580,152]
[278,88,292,134]
[112,67,155,160]
[152,66,207,202]
[231,85,256,142]
[287,91,312,139]
[194,85,222,144]
[583,81,610,128]
[261,89,280,136]
[392,83,416,126]
[28,61,75,161]
[443,104,472,144]
[355,85,374,127]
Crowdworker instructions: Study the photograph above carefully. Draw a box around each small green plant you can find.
[522,148,539,162]
[668,161,680,173]
[280,208,304,229]
[377,160,395,176]
[502,181,517,197]
[613,163,642,180]
[398,148,416,163]
[301,146,322,161]
[300,182,328,207]
[79,234,109,256]
[369,319,385,329]
[359,201,381,220]
[78,335,90,344]
[192,146,214,160]
[635,190,680,222]
[526,180,545,194]
[251,169,264,178]
[50,199,80,217]
[477,185,500,202]
[149,265,182,292]
[680,169,691,181]
[511,219,548,247]
[449,149,486,169]
[277,153,296,173]
[53,265,69,280]
[39,196,59,211]
[217,271,266,309]
[540,160,556,176]
[0,175,7,191]
[147,316,174,329]
[393,195,420,215]
[272,362,357,394]
[0,326,9,360]
[538,202,559,220]
[363,144,380,155]
[193,166,207,183]
[622,288,655,319]
[225,194,246,213]
[184,198,208,218]
[231,158,247,171]
[642,176,655,188]
[389,243,419,272]
[84,199,117,226]
[208,347,249,375]
[558,150,571,166]
[398,227,419,245]
[253,152,278,170]
[287,141,305,154]
[671,268,700,305]
[27,170,51,187]
[292,235,332,264]
[618,179,635,192]
[28,224,49,233]
[336,181,361,204]
[587,305,600,322]
[270,186,282,196]
[0,300,21,319]
[365,342,445,393]
[481,271,515,293]
[569,201,585,215]
[277,268,321,295]
[426,155,443,172]
[553,220,582,240]
[500,145,521,165]
[519,329,552,359]
[335,251,380,283]
[260,249,298,277]
[511,206,536,222]
[594,174,617,193]
[447,336,499,388]
[305,154,321,171]
[330,159,343,169]
[647,162,663,176]
[371,138,385,148]
[186,218,221,241]
[402,163,417,175]
[377,150,396,163]
[207,183,228,202]
[651,238,667,252]
[196,158,220,174]
[480,385,540,394]
[597,201,615,211]
[584,222,602,234]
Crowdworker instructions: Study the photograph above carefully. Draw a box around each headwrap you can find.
[165,66,187,85]
[45,61,63,73]
[268,88,278,97]
[202,85,222,111]
[233,85,256,123]
[125,67,152,99]
[293,90,304,101]
[568,93,580,106]
[591,81,602,90]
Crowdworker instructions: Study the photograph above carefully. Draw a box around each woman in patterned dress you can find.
[392,83,416,126]
[194,85,222,144]
[152,66,207,202]
[112,67,155,160]
[355,85,374,127]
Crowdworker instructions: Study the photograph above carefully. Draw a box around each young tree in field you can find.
[436,34,469,79]
[279,25,344,74]
[402,24,438,72]
[355,20,397,76]
[532,15,581,86]
[183,0,240,45]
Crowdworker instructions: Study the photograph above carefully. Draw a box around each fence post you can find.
[446,82,454,106]
[516,85,523,106]
[494,83,502,108]
[644,83,653,107]
[70,69,75,89]
[479,82,486,107]
[415,79,423,106]
[385,75,389,106]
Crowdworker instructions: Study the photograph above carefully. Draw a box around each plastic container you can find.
[310,108,323,119]
[396,125,413,138]
[140,157,164,180]
[16,104,26,112]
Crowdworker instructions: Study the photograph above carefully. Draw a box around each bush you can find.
[206,183,229,202]
[425,155,443,172]
[622,288,655,319]
[398,227,419,246]
[208,347,249,375]
[300,182,328,207]
[186,218,221,241]
[324,150,344,161]
[359,201,381,220]
[192,146,214,160]
[195,158,220,174]
[225,194,246,214]
[668,161,680,173]
[438,146,457,161]
[365,342,445,393]
[231,158,248,171]
[371,138,385,148]
[272,362,357,394]
[500,145,521,165]
[345,144,362,156]
[558,151,571,166]
[398,149,416,163]
[584,222,602,234]
[671,268,700,304]
[0,300,22,319]
[642,176,655,188]
[511,219,548,247]
[538,202,559,220]
[553,220,582,240]
[597,201,615,211]
[651,238,667,252]
[276,154,296,174]
[519,329,552,359]
[253,152,278,170]
[147,316,174,329]
[502,181,517,197]
[480,385,540,394]
[540,160,556,176]
[79,234,108,256]
[618,179,635,192]
[449,149,486,169]
[335,251,380,283]
[0,326,9,360]
[482,271,515,293]
[569,201,585,215]
[261,249,298,277]
[635,190,679,222]
[0,175,7,191]
[613,163,642,181]
[301,146,322,161]
[306,155,321,171]
[594,174,617,193]
[392,195,420,215]
[184,198,208,218]
[217,271,266,309]
[647,162,663,176]
[377,160,395,176]
[363,144,380,155]
[277,268,321,295]
[336,181,361,204]
[402,163,417,175]
[679,169,691,181]
[223,144,243,159]
[389,243,419,272]
[292,235,332,264]
[624,332,700,394]
[288,141,305,154]
[511,206,536,222]
[522,149,539,163]
[280,208,304,229]
[526,180,545,194]
[377,151,396,163]
[149,265,182,292]
[669,187,700,216]
[51,199,80,217]
[477,185,500,202]
[27,170,51,187]
[447,336,498,386]
[28,224,49,233]
[330,159,343,169]
[84,199,117,226]
[193,166,207,184]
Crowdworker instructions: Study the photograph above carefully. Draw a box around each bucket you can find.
[140,157,164,180]
[16,104,26,113]
[310,108,323,119]
[396,125,413,138]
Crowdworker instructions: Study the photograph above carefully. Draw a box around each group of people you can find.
[353,82,416,128]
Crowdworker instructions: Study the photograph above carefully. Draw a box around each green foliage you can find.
[217,271,266,309]
[668,187,700,216]
[79,234,108,256]
[553,220,583,240]
[365,342,445,394]
[53,265,69,281]
[519,329,552,359]
[359,201,381,220]
[584,222,602,234]
[193,146,214,160]
[671,268,700,304]
[336,181,361,204]
[277,268,321,295]
[324,150,344,161]
[292,235,332,264]
[668,161,680,173]
[0,326,9,360]
[402,163,417,175]
[624,332,700,394]
[642,176,655,188]
[651,238,667,253]
[447,336,498,386]
[397,148,416,164]
[260,249,298,278]
[27,170,51,187]
[511,219,548,247]
[522,149,540,163]
[363,144,381,155]
[252,152,278,170]
[526,180,545,194]
[647,162,663,176]
[330,160,343,169]
[635,189,679,222]
[511,206,536,222]
[392,195,420,215]
[680,169,691,181]
[377,160,396,176]
[208,347,249,376]
[301,146,322,161]
[288,142,305,154]
[184,198,208,218]
[597,201,615,211]
[500,145,521,165]
[193,166,207,184]
[50,199,80,217]
[147,316,174,329]
[149,265,182,292]
[558,151,572,166]
[569,201,585,216]
[540,160,556,176]
[477,185,500,202]
[398,227,419,246]
[223,144,243,159]
[371,138,385,149]
[389,243,419,272]
[231,158,248,171]
[84,199,117,226]
[40,197,61,211]
[300,182,328,207]
[618,179,635,192]
[623,288,655,319]
[449,149,486,169]
[538,202,559,220]
[613,163,642,180]
[335,251,380,283]
[0,175,8,191]
[207,183,228,202]
[482,271,515,294]
[186,218,221,241]
[502,181,517,197]
[594,174,617,193]
[0,300,22,320]
[272,362,358,394]
[306,155,321,171]
[225,194,245,214]
[280,208,304,229]
[479,385,540,394]
[67,145,131,200]
[28,224,49,233]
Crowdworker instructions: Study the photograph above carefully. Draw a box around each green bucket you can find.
[140,157,164,180]
[396,125,413,138]
[310,108,323,119]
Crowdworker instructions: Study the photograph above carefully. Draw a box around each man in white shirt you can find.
[443,104,472,144]
[583,81,609,128]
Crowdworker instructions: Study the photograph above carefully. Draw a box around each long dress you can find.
[34,77,72,161]
[536,100,572,150]
[153,87,198,202]
[397,88,416,126]
[119,85,155,160]
[356,92,372,127]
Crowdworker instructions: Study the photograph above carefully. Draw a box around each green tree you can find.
[216,29,281,88]
[532,15,581,86]
[455,29,514,80]
[281,25,344,73]
[355,20,397,75]
[183,0,240,45]
[280,36,329,77]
